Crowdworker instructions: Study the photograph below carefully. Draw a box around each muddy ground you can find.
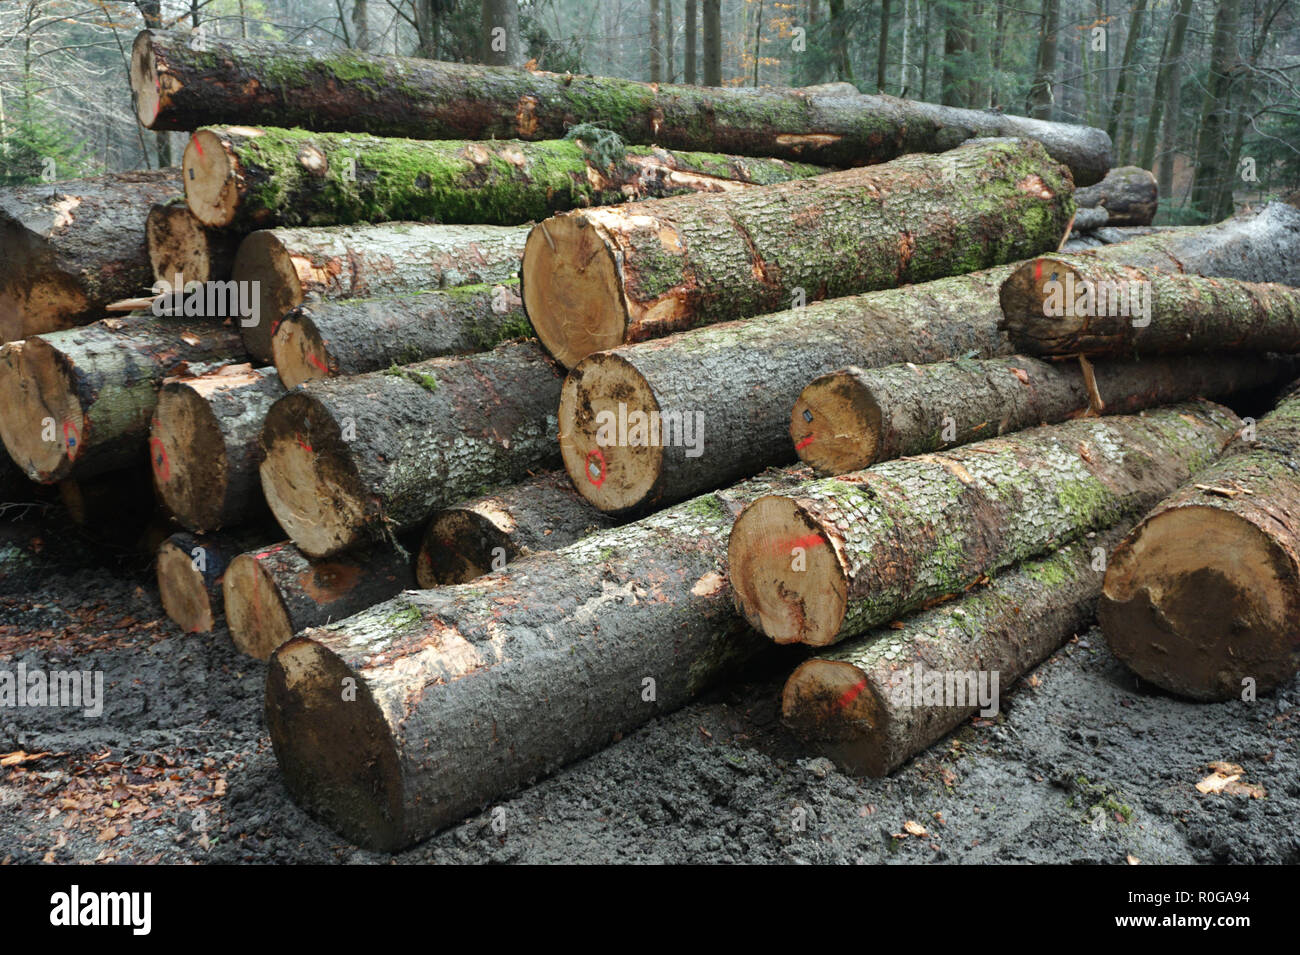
[0,504,1295,866]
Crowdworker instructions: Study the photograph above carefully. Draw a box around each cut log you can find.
[147,202,239,286]
[271,281,529,389]
[157,528,271,633]
[150,363,285,531]
[265,466,811,851]
[523,137,1075,367]
[232,222,528,362]
[999,257,1300,358]
[1074,165,1159,226]
[791,354,1289,475]
[728,402,1240,647]
[184,125,827,231]
[1100,384,1300,700]
[416,470,617,586]
[0,169,181,343]
[783,528,1125,776]
[1070,206,1109,232]
[132,29,1111,183]
[259,340,563,557]
[223,540,415,660]
[0,316,246,483]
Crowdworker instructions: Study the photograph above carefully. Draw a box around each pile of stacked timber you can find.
[3,29,1300,852]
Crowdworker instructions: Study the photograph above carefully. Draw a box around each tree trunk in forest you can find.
[702,0,722,85]
[157,528,272,634]
[1027,0,1059,119]
[352,0,369,51]
[481,0,522,67]
[1106,0,1147,161]
[1138,0,1193,172]
[1101,384,1300,700]
[728,402,1240,647]
[877,0,891,93]
[685,0,697,83]
[523,138,1075,368]
[1073,166,1158,226]
[666,0,676,82]
[940,5,967,107]
[1190,0,1243,222]
[259,341,563,557]
[828,0,853,82]
[147,202,239,286]
[650,0,662,83]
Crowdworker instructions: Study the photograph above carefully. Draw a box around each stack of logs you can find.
[2,29,1299,852]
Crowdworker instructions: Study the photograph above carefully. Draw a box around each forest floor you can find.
[0,509,1296,866]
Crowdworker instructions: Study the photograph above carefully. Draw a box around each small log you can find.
[157,528,271,633]
[1074,165,1159,226]
[147,201,239,286]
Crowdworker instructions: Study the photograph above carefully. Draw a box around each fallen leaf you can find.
[1126,854,1140,865]
[903,820,928,837]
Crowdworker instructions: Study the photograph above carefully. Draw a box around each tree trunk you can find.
[685,0,697,83]
[416,470,618,586]
[157,528,272,633]
[352,0,369,52]
[702,0,722,85]
[224,539,416,660]
[183,126,827,231]
[792,354,1288,474]
[146,202,239,286]
[481,0,523,67]
[1138,0,1193,171]
[129,30,1110,182]
[232,222,528,363]
[1027,0,1059,119]
[828,0,853,82]
[1190,0,1243,222]
[650,0,662,83]
[523,138,1075,368]
[0,169,181,343]
[259,341,564,557]
[876,0,891,93]
[940,5,967,107]
[1106,0,1147,160]
[728,402,1240,647]
[150,363,284,532]
[1073,165,1158,226]
[1101,384,1300,700]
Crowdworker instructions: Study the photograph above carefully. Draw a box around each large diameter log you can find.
[131,30,1111,183]
[271,281,529,389]
[259,340,563,557]
[150,364,285,531]
[0,316,246,483]
[1074,165,1159,226]
[792,354,1289,475]
[523,138,1075,367]
[184,126,827,231]
[157,528,272,633]
[0,169,181,343]
[223,540,415,660]
[728,402,1240,648]
[147,202,239,285]
[783,527,1125,776]
[232,222,528,362]
[265,466,811,850]
[416,470,618,586]
[1100,385,1300,700]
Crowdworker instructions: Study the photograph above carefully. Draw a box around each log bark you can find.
[265,466,811,850]
[0,315,246,483]
[147,201,239,285]
[184,125,827,231]
[150,363,285,531]
[1070,206,1109,232]
[271,281,528,389]
[1060,225,1183,252]
[728,402,1240,647]
[783,527,1126,776]
[259,341,564,557]
[792,354,1290,475]
[131,29,1111,182]
[416,470,618,586]
[1073,165,1158,226]
[233,222,528,363]
[523,137,1075,367]
[223,539,416,660]
[157,528,272,633]
[1100,384,1300,700]
[1000,257,1300,358]
[0,169,181,343]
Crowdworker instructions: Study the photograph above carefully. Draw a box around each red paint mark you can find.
[62,420,81,461]
[584,448,606,487]
[836,678,868,710]
[190,133,203,157]
[254,551,273,560]
[1033,259,1043,282]
[295,432,313,453]
[787,532,824,551]
[306,351,329,373]
[795,433,815,451]
[149,437,170,481]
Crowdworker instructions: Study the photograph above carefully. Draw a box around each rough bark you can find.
[1060,225,1186,252]
[1070,206,1109,232]
[130,30,1111,183]
[524,138,1075,367]
[1101,384,1300,700]
[1027,0,1060,120]
[728,402,1241,647]
[151,363,285,531]
[259,340,564,557]
[416,470,618,586]
[0,315,246,483]
[1073,166,1158,226]
[702,0,721,85]
[1190,0,1243,221]
[184,126,827,231]
[792,354,1289,474]
[147,201,239,286]
[157,528,272,633]
[265,466,811,850]
[0,169,181,343]
[232,221,528,363]
[224,539,415,660]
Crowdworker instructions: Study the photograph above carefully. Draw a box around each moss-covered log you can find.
[157,528,273,633]
[416,470,617,586]
[1100,384,1300,700]
[232,221,528,362]
[271,281,529,388]
[259,340,563,557]
[792,354,1288,474]
[223,539,415,660]
[783,528,1125,776]
[523,138,1075,367]
[147,201,240,286]
[265,466,811,850]
[1074,165,1159,226]
[132,29,1111,183]
[0,170,181,343]
[150,364,284,531]
[184,125,827,230]
[0,315,246,483]
[728,402,1240,647]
